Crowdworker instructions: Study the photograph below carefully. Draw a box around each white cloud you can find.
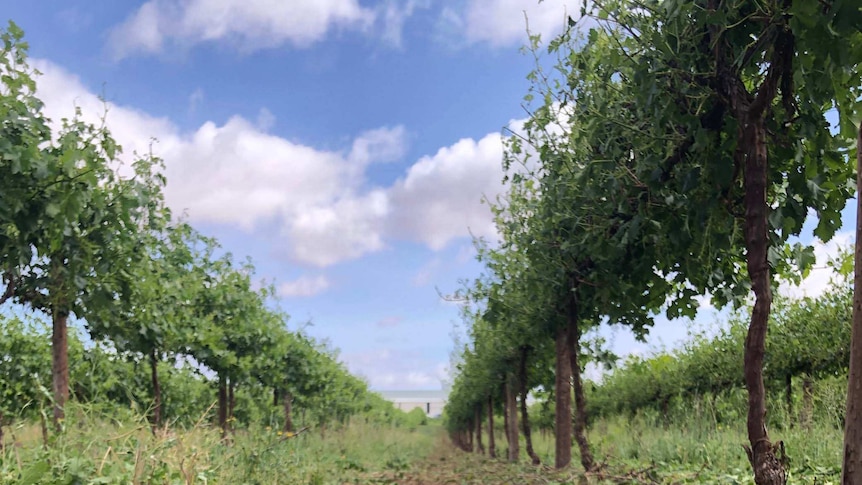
[379,0,431,48]
[348,126,408,165]
[31,58,508,267]
[695,292,714,310]
[779,232,853,299]
[441,0,578,48]
[278,275,331,298]
[108,0,376,59]
[666,233,852,312]
[188,87,204,114]
[256,107,276,131]
[165,116,351,231]
[344,349,448,390]
[287,190,390,267]
[32,59,178,170]
[387,133,505,249]
[112,2,164,56]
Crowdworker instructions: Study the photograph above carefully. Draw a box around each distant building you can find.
[379,390,448,418]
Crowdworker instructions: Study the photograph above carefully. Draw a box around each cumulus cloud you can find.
[440,0,577,48]
[30,59,508,267]
[165,117,350,229]
[108,0,376,59]
[779,232,853,299]
[691,233,852,309]
[255,107,276,131]
[347,125,408,165]
[107,0,436,58]
[387,133,505,249]
[344,348,448,390]
[188,87,204,114]
[287,190,390,267]
[278,275,331,298]
[32,59,178,168]
[379,0,432,48]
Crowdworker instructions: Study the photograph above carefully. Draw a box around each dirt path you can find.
[354,435,576,484]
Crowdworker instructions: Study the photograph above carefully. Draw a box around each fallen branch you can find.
[280,426,310,440]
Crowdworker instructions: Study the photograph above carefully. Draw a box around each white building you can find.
[379,390,448,418]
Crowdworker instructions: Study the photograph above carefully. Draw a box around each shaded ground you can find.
[354,435,577,485]
[349,432,840,485]
[4,413,838,484]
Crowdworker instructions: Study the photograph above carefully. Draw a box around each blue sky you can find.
[3,0,854,390]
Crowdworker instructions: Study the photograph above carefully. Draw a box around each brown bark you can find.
[51,309,69,431]
[802,376,813,431]
[519,346,541,465]
[709,5,791,481]
[843,122,862,484]
[554,324,573,469]
[218,375,228,439]
[475,405,484,454]
[150,349,162,432]
[282,391,294,433]
[487,395,496,459]
[502,382,510,448]
[228,380,236,434]
[739,108,786,485]
[0,411,4,451]
[567,294,595,472]
[784,375,792,427]
[505,376,519,462]
[468,421,474,452]
[702,0,794,480]
[451,431,462,451]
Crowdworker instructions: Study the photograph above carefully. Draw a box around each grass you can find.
[0,402,438,484]
[0,401,846,484]
[526,414,842,484]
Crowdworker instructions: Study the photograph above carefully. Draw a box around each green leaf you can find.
[18,459,50,485]
[45,202,60,218]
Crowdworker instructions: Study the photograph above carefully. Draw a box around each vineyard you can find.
[442,1,862,485]
[2,0,862,484]
[0,22,434,484]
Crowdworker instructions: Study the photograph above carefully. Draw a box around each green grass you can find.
[0,400,846,484]
[525,414,842,484]
[0,402,438,484]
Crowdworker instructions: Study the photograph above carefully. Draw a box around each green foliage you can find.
[0,22,397,448]
[404,408,428,428]
[446,1,862,478]
[0,316,51,424]
[587,274,852,420]
[0,405,438,484]
[0,22,53,279]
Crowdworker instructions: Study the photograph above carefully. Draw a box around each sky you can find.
[2,0,855,391]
